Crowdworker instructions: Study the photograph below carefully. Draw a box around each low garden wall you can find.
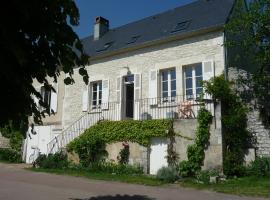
[105,119,223,174]
[106,142,148,173]
[0,133,10,148]
[173,119,223,171]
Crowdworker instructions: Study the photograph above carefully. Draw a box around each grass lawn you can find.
[0,160,10,163]
[28,168,164,186]
[28,168,270,198]
[181,175,270,198]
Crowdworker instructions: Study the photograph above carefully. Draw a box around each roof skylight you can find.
[171,21,190,33]
[96,42,114,52]
[126,35,140,45]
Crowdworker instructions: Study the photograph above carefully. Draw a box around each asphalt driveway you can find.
[0,163,267,200]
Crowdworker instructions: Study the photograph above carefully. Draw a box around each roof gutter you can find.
[89,25,225,62]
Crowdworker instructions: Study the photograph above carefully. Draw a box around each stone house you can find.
[23,0,269,174]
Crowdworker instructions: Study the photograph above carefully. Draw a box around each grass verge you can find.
[181,175,270,198]
[28,168,270,197]
[28,168,164,186]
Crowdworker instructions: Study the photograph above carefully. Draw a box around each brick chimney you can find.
[94,16,109,40]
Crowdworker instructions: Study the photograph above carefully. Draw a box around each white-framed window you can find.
[39,84,58,113]
[40,86,51,108]
[184,63,203,99]
[161,68,176,101]
[91,81,102,109]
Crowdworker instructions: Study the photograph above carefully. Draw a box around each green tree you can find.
[0,0,89,130]
[225,0,270,127]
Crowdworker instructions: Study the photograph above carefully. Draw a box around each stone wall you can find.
[228,67,270,158]
[105,106,223,173]
[173,104,223,170]
[106,142,148,173]
[0,133,10,148]
[248,109,270,157]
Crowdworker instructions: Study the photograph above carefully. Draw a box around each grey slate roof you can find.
[82,0,235,57]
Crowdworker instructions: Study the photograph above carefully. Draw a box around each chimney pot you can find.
[94,16,109,40]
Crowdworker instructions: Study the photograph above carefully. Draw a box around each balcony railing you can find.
[93,95,214,121]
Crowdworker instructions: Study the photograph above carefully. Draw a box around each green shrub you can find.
[9,131,24,152]
[248,157,270,176]
[204,75,251,177]
[0,148,22,163]
[34,154,47,167]
[223,152,247,177]
[68,134,108,167]
[196,170,211,184]
[118,142,130,164]
[178,108,212,177]
[34,151,69,169]
[0,121,24,152]
[178,160,193,177]
[156,166,179,183]
[88,162,143,175]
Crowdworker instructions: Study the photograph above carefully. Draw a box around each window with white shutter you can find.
[50,83,58,113]
[116,76,122,103]
[184,63,203,100]
[183,61,214,100]
[33,87,41,111]
[134,73,141,120]
[202,61,214,82]
[161,68,176,102]
[102,79,109,109]
[149,70,158,105]
[82,86,89,112]
[91,81,102,109]
[116,76,123,120]
[202,60,215,99]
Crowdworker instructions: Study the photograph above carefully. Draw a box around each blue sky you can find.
[74,0,195,39]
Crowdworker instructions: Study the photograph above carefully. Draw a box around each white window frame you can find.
[160,68,176,102]
[183,63,203,100]
[90,81,102,109]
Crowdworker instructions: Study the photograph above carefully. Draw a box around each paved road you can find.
[0,163,268,200]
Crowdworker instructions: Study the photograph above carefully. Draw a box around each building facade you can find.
[24,0,264,173]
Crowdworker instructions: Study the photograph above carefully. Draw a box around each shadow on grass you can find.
[70,194,155,200]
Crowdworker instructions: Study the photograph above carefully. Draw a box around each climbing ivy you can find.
[67,119,173,166]
[68,119,172,149]
[178,108,212,177]
[204,74,251,176]
[166,127,179,167]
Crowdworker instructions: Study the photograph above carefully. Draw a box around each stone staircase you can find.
[47,112,102,154]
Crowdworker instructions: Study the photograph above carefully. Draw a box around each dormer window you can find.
[171,20,190,33]
[96,42,114,52]
[126,36,140,44]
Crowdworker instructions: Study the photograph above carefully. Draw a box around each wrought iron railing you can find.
[136,95,214,120]
[47,95,214,154]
